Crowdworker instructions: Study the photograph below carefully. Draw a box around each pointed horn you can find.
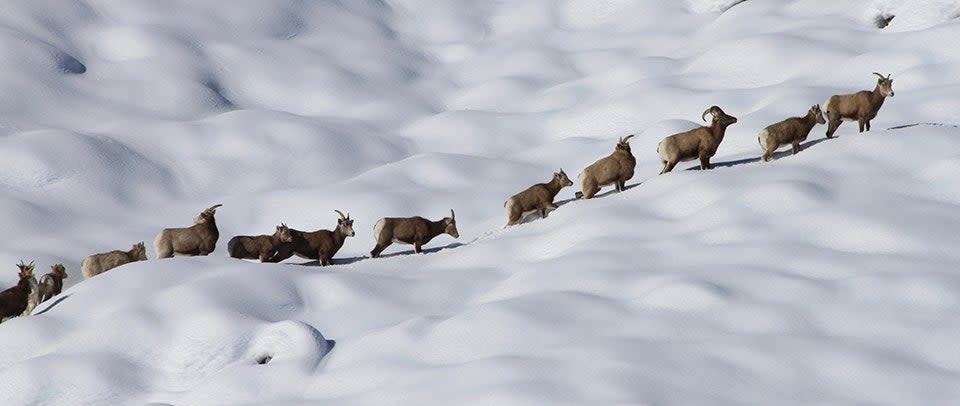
[450,209,455,220]
[205,204,223,214]
[334,210,346,220]
[872,72,885,79]
[622,134,635,142]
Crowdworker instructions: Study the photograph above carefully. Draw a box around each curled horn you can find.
[334,210,347,220]
[204,204,223,214]
[872,72,886,80]
[702,106,720,122]
[620,134,635,143]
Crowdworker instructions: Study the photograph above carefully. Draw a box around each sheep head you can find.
[335,210,355,237]
[132,242,148,260]
[276,223,294,242]
[702,105,738,127]
[194,204,223,224]
[50,263,68,279]
[872,72,894,97]
[444,209,460,239]
[16,260,35,279]
[554,169,574,187]
[615,134,635,154]
[810,104,826,124]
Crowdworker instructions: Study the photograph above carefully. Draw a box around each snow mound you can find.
[2,0,960,404]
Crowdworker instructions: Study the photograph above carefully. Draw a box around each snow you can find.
[1,0,960,404]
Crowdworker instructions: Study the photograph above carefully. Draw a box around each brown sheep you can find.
[824,72,894,138]
[575,135,636,199]
[81,242,148,279]
[657,106,738,174]
[370,210,459,258]
[267,210,355,266]
[38,263,67,304]
[0,261,36,322]
[227,223,294,262]
[758,104,827,162]
[154,204,222,258]
[504,169,574,226]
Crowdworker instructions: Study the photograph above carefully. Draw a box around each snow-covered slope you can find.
[1,0,960,404]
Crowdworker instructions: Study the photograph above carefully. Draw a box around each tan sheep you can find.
[758,104,826,162]
[575,135,636,199]
[81,242,148,279]
[227,223,295,262]
[267,211,356,266]
[370,210,459,257]
[154,204,222,258]
[38,263,67,304]
[504,169,574,226]
[824,72,895,138]
[657,106,738,174]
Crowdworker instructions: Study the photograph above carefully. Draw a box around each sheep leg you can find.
[791,142,801,155]
[660,161,678,175]
[699,155,711,170]
[370,242,389,258]
[414,241,423,254]
[865,120,871,132]
[319,254,332,266]
[267,247,294,263]
[580,182,599,199]
[858,118,866,133]
[761,148,773,162]
[826,115,841,138]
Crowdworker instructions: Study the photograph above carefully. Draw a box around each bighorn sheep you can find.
[758,104,826,162]
[657,106,738,174]
[227,223,294,262]
[154,204,222,258]
[505,169,574,226]
[38,264,67,304]
[575,135,637,199]
[824,72,894,138]
[0,261,35,322]
[370,210,459,257]
[267,210,355,266]
[81,242,148,279]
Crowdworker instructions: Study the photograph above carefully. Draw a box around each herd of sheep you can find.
[0,72,895,323]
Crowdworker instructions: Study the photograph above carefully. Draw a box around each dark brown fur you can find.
[38,263,67,304]
[154,204,222,258]
[505,170,573,226]
[575,135,637,199]
[370,210,459,257]
[267,211,355,266]
[759,105,826,162]
[228,223,294,262]
[0,262,35,322]
[657,106,738,174]
[825,72,894,138]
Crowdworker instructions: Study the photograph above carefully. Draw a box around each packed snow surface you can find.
[2,0,960,404]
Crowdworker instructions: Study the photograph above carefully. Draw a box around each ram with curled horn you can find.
[823,72,895,138]
[266,210,355,266]
[575,134,637,199]
[154,204,223,258]
[656,105,738,174]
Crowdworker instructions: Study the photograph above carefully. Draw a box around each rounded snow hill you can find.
[1,0,960,404]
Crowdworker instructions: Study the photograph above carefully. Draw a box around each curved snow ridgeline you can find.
[2,0,960,404]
